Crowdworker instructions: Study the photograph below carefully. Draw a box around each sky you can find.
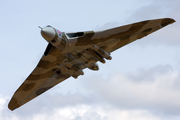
[0,0,180,120]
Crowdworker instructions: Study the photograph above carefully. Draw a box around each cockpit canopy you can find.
[46,25,52,27]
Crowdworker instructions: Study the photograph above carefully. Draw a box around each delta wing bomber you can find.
[8,18,175,111]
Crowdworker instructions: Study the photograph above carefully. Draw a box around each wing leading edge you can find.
[74,18,175,53]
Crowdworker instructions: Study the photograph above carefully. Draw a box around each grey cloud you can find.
[2,65,180,119]
[0,96,164,120]
[127,65,173,82]
[11,92,92,116]
[5,66,180,118]
[93,0,180,47]
[127,0,178,21]
[80,65,180,116]
[115,0,179,46]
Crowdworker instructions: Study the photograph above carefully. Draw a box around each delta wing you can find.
[8,18,175,111]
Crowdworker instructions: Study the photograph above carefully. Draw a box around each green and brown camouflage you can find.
[8,18,175,111]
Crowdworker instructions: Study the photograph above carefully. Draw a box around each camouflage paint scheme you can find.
[8,18,175,111]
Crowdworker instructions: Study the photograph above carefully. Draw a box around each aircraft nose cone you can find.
[41,27,56,41]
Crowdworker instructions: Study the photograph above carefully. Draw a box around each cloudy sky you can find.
[0,0,180,120]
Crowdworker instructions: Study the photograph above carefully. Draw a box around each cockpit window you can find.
[46,25,52,27]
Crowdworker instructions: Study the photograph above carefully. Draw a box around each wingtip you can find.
[172,18,176,23]
[8,103,15,111]
[167,18,176,23]
[161,18,176,27]
[8,97,20,111]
